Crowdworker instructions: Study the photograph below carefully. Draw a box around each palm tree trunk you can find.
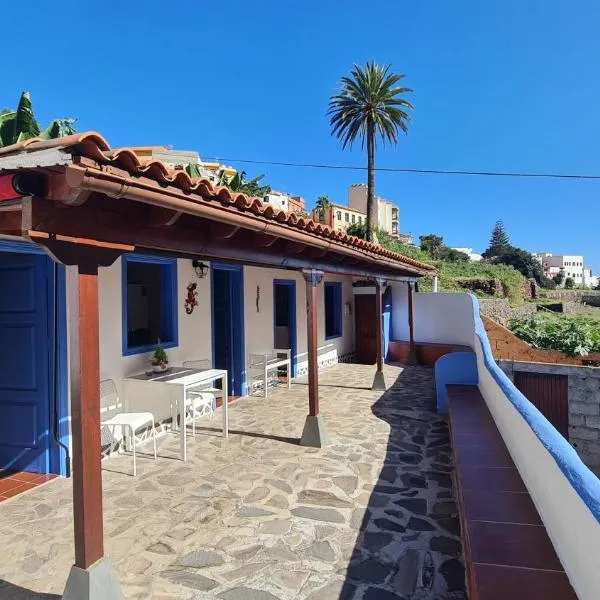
[366,117,377,242]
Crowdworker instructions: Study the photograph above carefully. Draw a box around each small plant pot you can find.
[152,363,169,374]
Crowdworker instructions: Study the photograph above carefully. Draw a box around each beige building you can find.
[312,185,405,240]
[347,183,400,237]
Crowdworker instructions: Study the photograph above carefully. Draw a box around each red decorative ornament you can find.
[185,282,199,314]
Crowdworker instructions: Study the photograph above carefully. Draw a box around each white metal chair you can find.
[182,360,217,435]
[248,349,291,398]
[100,379,157,476]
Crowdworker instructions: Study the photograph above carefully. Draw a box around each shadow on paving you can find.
[339,366,467,600]
[0,580,60,600]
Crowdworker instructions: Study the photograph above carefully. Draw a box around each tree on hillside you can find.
[0,91,75,147]
[440,247,470,263]
[328,62,412,242]
[419,234,444,259]
[565,277,575,289]
[491,247,545,284]
[346,222,367,238]
[482,220,511,258]
[553,272,565,287]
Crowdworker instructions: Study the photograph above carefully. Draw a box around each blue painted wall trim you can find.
[121,254,178,356]
[273,279,297,378]
[469,294,600,522]
[211,263,246,397]
[383,286,392,362]
[0,241,69,476]
[324,281,342,340]
[49,263,69,476]
[0,240,49,255]
[434,352,478,414]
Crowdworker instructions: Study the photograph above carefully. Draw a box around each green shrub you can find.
[508,315,600,357]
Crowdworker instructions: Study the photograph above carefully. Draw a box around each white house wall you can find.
[95,259,355,409]
[243,267,355,378]
[97,257,212,402]
[390,285,477,349]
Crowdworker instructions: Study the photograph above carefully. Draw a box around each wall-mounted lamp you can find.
[192,259,209,279]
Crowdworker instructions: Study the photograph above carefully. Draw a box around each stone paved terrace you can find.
[0,364,466,600]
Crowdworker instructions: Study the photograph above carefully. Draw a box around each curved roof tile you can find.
[0,132,435,273]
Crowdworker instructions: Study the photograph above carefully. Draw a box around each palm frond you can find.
[327,61,412,150]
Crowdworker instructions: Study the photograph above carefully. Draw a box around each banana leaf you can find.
[0,110,16,147]
[14,91,40,140]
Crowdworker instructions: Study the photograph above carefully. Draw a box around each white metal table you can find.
[123,367,228,462]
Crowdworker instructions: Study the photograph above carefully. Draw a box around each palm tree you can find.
[0,91,76,147]
[315,195,332,224]
[328,62,412,242]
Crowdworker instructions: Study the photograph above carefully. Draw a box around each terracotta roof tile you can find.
[0,132,435,274]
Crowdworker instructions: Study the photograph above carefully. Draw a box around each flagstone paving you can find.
[0,363,466,599]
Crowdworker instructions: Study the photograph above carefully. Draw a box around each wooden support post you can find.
[70,262,104,569]
[32,240,125,600]
[300,269,328,447]
[407,281,418,365]
[372,278,386,390]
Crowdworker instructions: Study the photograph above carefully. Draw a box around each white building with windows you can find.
[533,253,586,285]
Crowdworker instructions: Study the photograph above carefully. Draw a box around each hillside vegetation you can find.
[419,261,527,304]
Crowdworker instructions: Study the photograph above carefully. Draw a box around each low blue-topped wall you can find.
[469,294,600,598]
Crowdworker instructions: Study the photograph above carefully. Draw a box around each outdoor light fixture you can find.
[192,259,209,279]
[0,173,47,203]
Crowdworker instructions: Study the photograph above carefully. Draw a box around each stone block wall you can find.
[478,299,536,326]
[498,360,600,474]
[482,315,600,366]
[542,290,600,306]
[456,278,505,297]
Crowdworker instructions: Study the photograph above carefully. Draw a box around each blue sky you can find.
[3,1,600,269]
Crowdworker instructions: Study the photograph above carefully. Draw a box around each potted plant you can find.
[150,339,169,373]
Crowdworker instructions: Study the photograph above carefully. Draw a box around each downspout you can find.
[52,261,70,476]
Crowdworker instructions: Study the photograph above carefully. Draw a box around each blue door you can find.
[211,264,246,397]
[273,280,297,377]
[0,252,52,473]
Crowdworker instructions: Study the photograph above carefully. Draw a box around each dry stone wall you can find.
[478,299,536,327]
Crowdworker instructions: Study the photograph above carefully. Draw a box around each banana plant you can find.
[0,91,76,147]
[215,169,271,197]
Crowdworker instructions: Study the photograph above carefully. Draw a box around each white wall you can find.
[243,267,355,376]
[98,260,355,405]
[475,336,600,599]
[98,257,212,401]
[390,287,476,349]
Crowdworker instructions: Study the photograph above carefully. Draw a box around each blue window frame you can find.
[122,254,178,356]
[324,282,342,340]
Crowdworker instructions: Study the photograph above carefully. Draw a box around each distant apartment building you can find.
[262,191,290,211]
[584,268,600,289]
[452,247,483,262]
[347,184,400,237]
[312,185,411,242]
[533,253,587,285]
[288,195,306,214]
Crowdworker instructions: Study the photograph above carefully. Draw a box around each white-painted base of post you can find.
[299,415,329,447]
[372,370,387,391]
[62,557,123,600]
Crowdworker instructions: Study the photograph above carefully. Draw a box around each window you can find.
[122,255,178,355]
[324,282,342,339]
[336,211,342,221]
[345,212,349,222]
[351,214,356,224]
[358,216,362,224]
